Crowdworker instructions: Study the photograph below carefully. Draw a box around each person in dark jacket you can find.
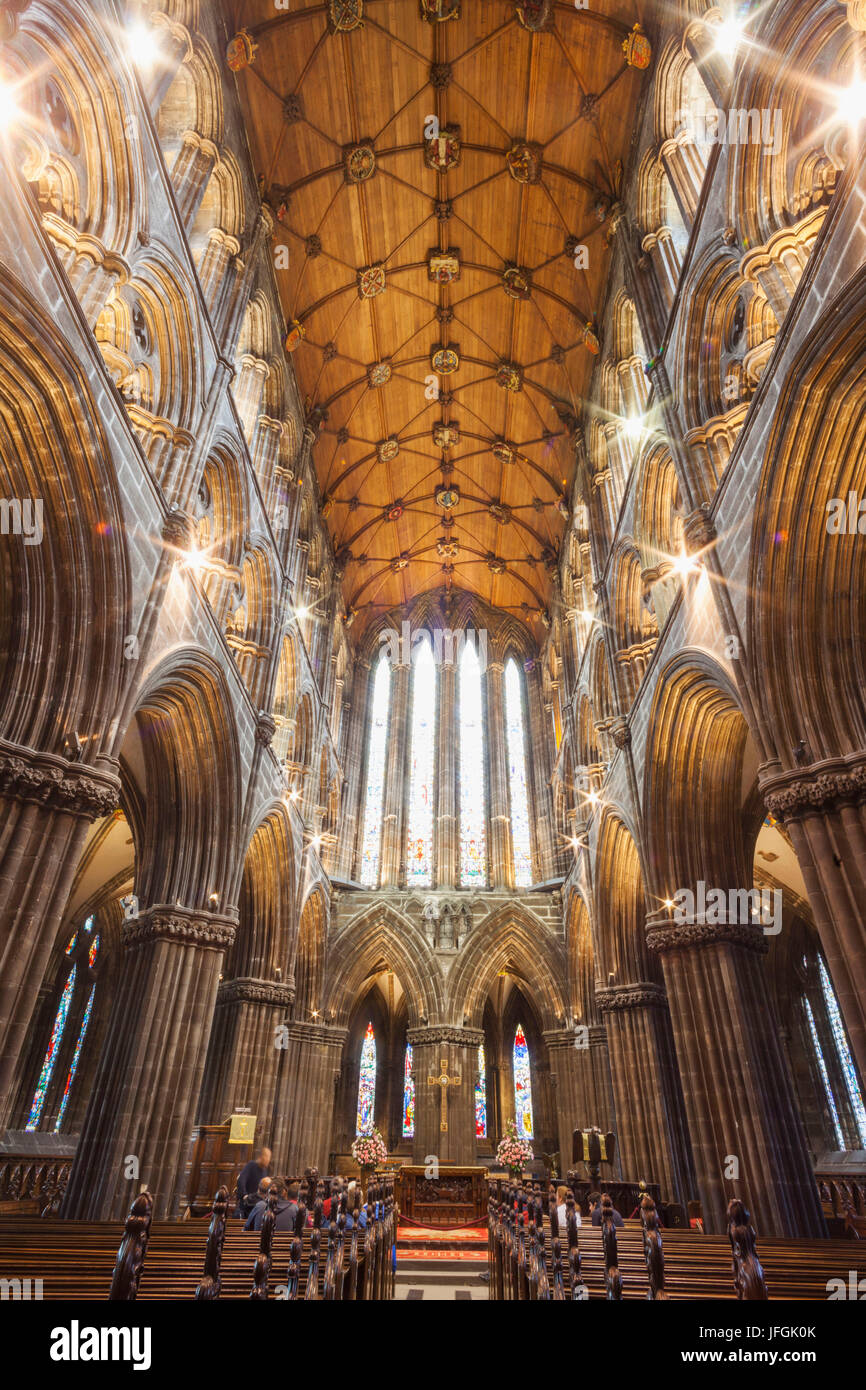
[235,1147,272,1218]
[245,1179,300,1233]
[588,1190,624,1228]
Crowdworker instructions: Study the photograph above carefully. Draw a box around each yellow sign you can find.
[228,1114,256,1145]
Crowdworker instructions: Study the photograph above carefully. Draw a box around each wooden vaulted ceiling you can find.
[227,0,649,636]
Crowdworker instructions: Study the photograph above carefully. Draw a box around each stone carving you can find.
[216,977,294,1007]
[122,906,237,953]
[0,745,119,818]
[595,981,668,1012]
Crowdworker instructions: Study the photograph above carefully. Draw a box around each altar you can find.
[397,1165,488,1228]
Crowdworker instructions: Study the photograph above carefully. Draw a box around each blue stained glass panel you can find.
[356,1021,376,1135]
[818,956,866,1147]
[55,983,95,1132]
[513,1023,534,1139]
[406,640,436,886]
[360,657,391,887]
[26,966,76,1131]
[804,995,844,1148]
[504,658,532,887]
[402,1043,415,1138]
[459,639,487,886]
[475,1043,487,1138]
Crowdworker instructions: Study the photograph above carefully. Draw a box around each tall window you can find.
[26,967,76,1131]
[26,916,99,1132]
[356,1021,377,1135]
[459,638,487,886]
[360,656,391,886]
[818,956,866,1147]
[513,1023,534,1139]
[406,639,436,886]
[804,996,844,1149]
[504,658,532,887]
[475,1043,487,1138]
[402,1043,415,1138]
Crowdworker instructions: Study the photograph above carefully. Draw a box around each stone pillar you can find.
[0,748,119,1127]
[196,976,294,1152]
[525,663,557,882]
[596,981,695,1207]
[435,653,458,888]
[232,354,269,442]
[251,416,284,512]
[408,1026,484,1166]
[545,1025,617,1177]
[484,662,512,889]
[272,1021,348,1175]
[170,132,219,230]
[336,660,369,881]
[647,912,827,1237]
[763,762,866,1085]
[379,661,411,887]
[197,229,241,331]
[61,905,237,1220]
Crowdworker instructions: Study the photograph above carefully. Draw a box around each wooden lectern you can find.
[572,1127,616,1186]
[182,1116,256,1217]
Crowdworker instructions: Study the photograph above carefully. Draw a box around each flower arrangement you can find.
[496,1118,534,1176]
[351,1128,388,1169]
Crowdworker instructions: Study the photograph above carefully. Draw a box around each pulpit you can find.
[398,1166,488,1228]
[181,1122,252,1217]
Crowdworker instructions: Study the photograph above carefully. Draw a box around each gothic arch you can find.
[293,884,327,1018]
[0,272,130,750]
[594,810,656,985]
[124,648,243,910]
[748,267,866,757]
[449,903,567,1032]
[231,804,296,982]
[322,903,444,1028]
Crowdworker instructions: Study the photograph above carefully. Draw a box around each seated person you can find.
[344,1180,367,1230]
[244,1178,300,1233]
[588,1190,624,1228]
[555,1184,581,1231]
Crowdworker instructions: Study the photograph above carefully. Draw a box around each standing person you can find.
[235,1146,272,1218]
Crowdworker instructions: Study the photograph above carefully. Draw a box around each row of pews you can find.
[0,1171,396,1300]
[487,1180,865,1300]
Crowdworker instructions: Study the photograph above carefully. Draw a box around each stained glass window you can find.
[64,932,77,956]
[356,1021,376,1135]
[360,656,391,887]
[402,1043,415,1138]
[818,956,866,1147]
[25,966,76,1131]
[475,1043,487,1138]
[513,1023,534,1139]
[459,638,487,886]
[88,934,100,969]
[804,995,844,1148]
[504,658,532,887]
[406,639,436,886]
[55,984,95,1132]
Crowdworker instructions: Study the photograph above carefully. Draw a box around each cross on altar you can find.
[427,1057,461,1132]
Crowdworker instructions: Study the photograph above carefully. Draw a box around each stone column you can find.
[197,229,241,331]
[272,1021,348,1175]
[379,661,411,887]
[408,1026,484,1166]
[763,762,866,1085]
[336,660,369,881]
[196,976,294,1153]
[0,748,119,1127]
[61,905,237,1220]
[484,662,512,889]
[251,416,284,512]
[596,981,695,1207]
[435,653,458,888]
[232,354,269,442]
[545,1025,617,1177]
[647,911,827,1237]
[170,131,219,230]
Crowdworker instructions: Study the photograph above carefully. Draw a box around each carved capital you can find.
[255,713,277,748]
[122,904,238,952]
[762,756,866,821]
[646,916,768,955]
[595,981,668,1012]
[0,741,120,819]
[216,976,294,1007]
[161,508,195,550]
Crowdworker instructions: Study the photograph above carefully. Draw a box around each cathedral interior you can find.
[1,0,866,1311]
